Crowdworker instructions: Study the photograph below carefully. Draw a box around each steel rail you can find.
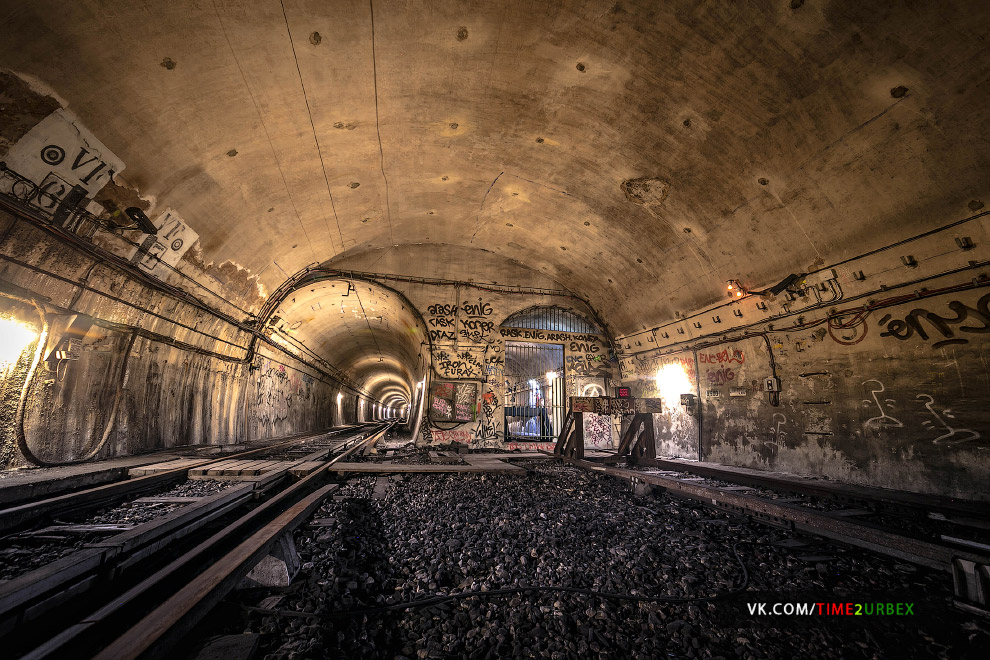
[16,423,392,660]
[645,457,990,523]
[0,425,384,643]
[0,425,374,534]
[561,458,989,571]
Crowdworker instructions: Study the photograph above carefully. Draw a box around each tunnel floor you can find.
[207,463,987,660]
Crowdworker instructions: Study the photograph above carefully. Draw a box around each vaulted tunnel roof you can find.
[268,278,425,401]
[1,0,987,373]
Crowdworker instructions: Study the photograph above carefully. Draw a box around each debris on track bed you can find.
[229,464,985,659]
[0,479,230,582]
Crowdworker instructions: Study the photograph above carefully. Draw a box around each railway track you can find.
[560,454,990,618]
[0,422,393,660]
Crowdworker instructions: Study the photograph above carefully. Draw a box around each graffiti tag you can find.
[878,293,990,350]
[916,393,981,446]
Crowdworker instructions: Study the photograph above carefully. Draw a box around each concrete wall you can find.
[623,284,990,500]
[0,212,358,468]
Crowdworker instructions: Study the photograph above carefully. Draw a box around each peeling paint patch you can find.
[0,69,61,158]
[621,177,670,212]
[182,246,267,310]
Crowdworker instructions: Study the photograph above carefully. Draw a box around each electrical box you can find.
[680,393,698,416]
[764,377,781,392]
[44,315,94,364]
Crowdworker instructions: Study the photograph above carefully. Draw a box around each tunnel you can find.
[0,1,989,658]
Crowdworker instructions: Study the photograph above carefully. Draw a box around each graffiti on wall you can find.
[634,353,696,385]
[699,347,744,387]
[707,367,736,386]
[506,441,556,451]
[698,348,745,365]
[427,299,497,344]
[431,429,472,444]
[500,328,600,342]
[580,382,606,397]
[584,413,613,447]
[916,394,981,446]
[434,350,484,379]
[878,292,990,350]
[860,381,982,448]
[861,379,904,429]
[767,413,787,451]
[474,386,502,447]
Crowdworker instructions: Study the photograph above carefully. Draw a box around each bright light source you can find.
[336,393,343,403]
[655,363,692,404]
[545,371,558,382]
[736,291,743,297]
[727,283,733,291]
[0,318,38,369]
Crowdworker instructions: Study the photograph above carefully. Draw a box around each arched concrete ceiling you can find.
[1,0,987,339]
[268,279,425,400]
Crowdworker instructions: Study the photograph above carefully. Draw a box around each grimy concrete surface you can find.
[0,1,988,499]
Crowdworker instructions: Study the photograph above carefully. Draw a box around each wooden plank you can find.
[831,509,875,518]
[212,460,258,476]
[0,472,187,535]
[88,485,255,554]
[16,474,339,660]
[131,459,209,477]
[196,460,240,475]
[190,462,231,477]
[372,476,391,500]
[24,524,134,535]
[288,462,323,478]
[0,547,111,618]
[563,458,990,571]
[251,461,287,475]
[235,461,275,476]
[219,459,266,475]
[331,462,525,474]
[476,452,547,459]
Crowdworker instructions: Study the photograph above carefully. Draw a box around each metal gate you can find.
[503,342,565,443]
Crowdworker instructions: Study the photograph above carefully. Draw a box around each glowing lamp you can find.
[0,318,38,368]
[655,363,692,404]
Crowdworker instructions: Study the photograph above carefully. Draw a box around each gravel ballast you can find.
[235,463,985,659]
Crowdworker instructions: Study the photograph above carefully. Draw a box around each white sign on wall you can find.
[2,109,124,212]
[128,208,199,277]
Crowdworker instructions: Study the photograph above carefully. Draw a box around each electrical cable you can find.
[0,168,256,318]
[761,335,780,407]
[14,299,139,466]
[244,543,750,620]
[622,268,990,360]
[14,299,51,467]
